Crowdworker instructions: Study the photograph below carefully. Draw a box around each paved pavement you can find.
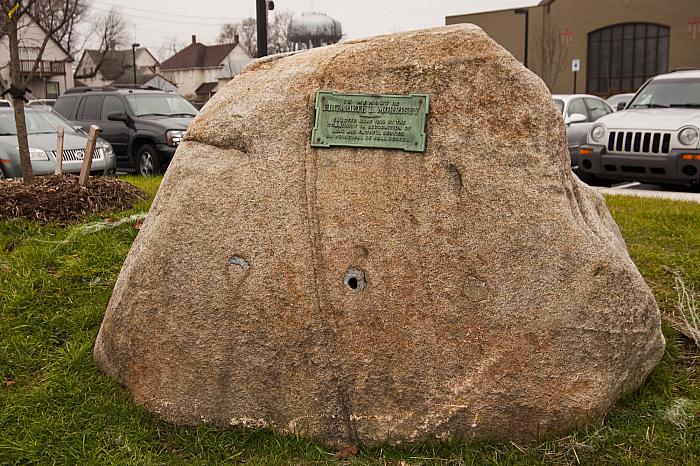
[593,182,700,203]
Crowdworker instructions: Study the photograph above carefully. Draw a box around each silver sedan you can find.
[0,107,116,179]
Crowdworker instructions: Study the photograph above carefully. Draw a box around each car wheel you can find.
[136,144,161,176]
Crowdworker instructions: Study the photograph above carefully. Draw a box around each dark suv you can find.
[54,85,197,175]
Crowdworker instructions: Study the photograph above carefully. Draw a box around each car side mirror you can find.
[616,102,626,111]
[565,113,588,125]
[107,112,127,122]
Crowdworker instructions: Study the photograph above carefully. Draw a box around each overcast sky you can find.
[87,0,533,58]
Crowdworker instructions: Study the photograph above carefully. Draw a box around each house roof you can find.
[75,48,156,80]
[111,71,177,88]
[161,42,238,71]
[195,81,218,94]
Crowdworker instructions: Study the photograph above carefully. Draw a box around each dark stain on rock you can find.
[446,163,463,195]
[354,245,369,260]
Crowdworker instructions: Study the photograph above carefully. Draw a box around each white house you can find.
[0,13,74,99]
[160,35,252,102]
[74,47,176,92]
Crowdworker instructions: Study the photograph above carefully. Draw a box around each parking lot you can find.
[594,181,700,203]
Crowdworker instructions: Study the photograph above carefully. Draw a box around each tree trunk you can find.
[7,13,35,185]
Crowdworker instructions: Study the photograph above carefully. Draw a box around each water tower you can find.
[289,12,342,50]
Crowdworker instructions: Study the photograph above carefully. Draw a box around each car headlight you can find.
[678,127,699,146]
[100,142,114,157]
[28,147,49,161]
[591,124,606,143]
[166,130,185,146]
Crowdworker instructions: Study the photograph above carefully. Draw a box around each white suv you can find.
[578,70,700,188]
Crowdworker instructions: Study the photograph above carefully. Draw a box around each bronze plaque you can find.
[311,91,429,152]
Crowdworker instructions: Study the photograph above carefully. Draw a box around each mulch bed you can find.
[0,175,146,223]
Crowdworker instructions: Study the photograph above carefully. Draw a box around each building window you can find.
[18,47,40,60]
[587,23,669,96]
[46,81,59,99]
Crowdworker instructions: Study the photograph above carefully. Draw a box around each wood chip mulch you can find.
[0,175,147,223]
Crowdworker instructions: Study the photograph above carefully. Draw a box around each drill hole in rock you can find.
[344,267,366,292]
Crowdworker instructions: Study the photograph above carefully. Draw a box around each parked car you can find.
[578,70,700,188]
[27,99,56,108]
[553,94,614,168]
[54,85,197,175]
[0,107,116,179]
[606,93,635,111]
[0,99,11,108]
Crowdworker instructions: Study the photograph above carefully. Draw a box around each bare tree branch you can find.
[217,12,294,58]
[30,0,89,57]
[77,8,128,80]
[533,13,567,91]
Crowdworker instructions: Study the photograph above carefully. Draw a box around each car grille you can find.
[47,147,104,162]
[607,131,671,155]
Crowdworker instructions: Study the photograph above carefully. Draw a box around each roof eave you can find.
[445,0,555,18]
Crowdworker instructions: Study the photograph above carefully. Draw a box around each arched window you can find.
[587,23,669,96]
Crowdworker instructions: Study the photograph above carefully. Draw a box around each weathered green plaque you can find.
[311,91,429,152]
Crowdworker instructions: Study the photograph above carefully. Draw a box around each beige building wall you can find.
[447,0,700,96]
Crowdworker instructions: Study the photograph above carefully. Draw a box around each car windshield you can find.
[125,94,198,117]
[607,94,632,106]
[628,78,700,109]
[0,109,80,136]
[553,99,564,114]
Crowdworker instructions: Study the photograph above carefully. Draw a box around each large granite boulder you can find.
[94,25,665,445]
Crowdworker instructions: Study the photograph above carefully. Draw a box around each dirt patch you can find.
[0,175,146,223]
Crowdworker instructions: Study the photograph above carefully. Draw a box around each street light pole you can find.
[256,0,268,58]
[131,43,140,85]
[514,9,529,68]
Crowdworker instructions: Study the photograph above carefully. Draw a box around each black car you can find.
[54,85,197,175]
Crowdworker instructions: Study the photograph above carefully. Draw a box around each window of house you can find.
[18,47,40,60]
[587,23,669,96]
[45,82,59,99]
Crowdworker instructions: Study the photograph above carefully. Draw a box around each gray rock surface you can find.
[94,24,665,445]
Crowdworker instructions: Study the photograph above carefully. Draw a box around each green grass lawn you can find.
[1,177,698,465]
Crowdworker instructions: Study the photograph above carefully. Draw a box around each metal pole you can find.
[573,70,578,94]
[131,43,140,85]
[256,0,268,58]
